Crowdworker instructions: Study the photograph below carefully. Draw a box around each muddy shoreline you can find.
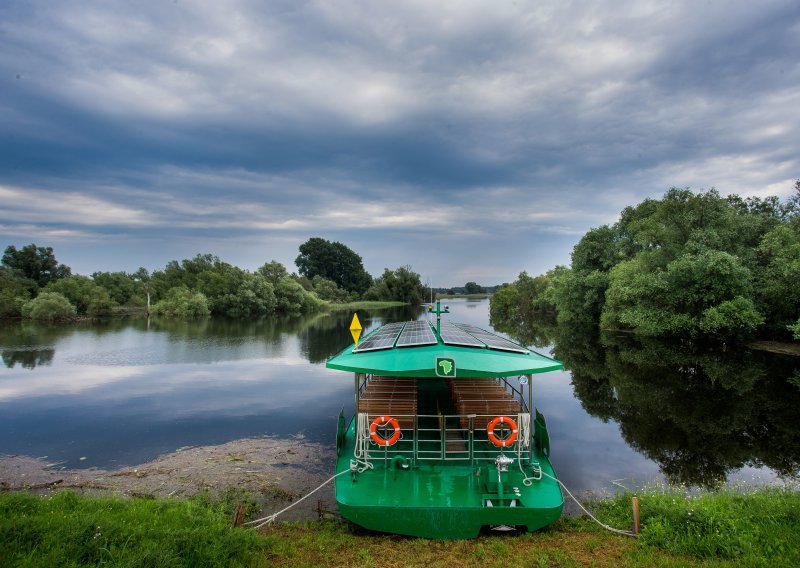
[0,436,338,521]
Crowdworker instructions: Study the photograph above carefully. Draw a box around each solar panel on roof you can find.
[453,323,528,353]
[396,320,437,347]
[354,322,405,352]
[440,322,485,348]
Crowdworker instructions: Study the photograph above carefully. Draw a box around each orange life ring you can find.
[487,415,519,447]
[369,416,402,447]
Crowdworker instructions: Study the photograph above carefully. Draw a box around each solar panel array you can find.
[453,323,528,353]
[439,322,484,348]
[354,322,405,352]
[396,320,437,347]
[352,320,528,354]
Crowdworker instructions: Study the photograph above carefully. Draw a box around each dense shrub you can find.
[152,287,210,318]
[21,292,76,321]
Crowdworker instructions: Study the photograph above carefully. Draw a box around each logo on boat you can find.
[435,357,456,377]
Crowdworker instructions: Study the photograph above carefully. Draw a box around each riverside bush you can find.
[152,286,210,318]
[20,292,76,321]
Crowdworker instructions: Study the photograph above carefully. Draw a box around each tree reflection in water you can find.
[494,315,800,488]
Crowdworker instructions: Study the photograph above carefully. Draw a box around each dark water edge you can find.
[492,314,800,488]
[1,299,798,494]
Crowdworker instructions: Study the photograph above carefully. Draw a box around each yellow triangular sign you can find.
[349,313,362,347]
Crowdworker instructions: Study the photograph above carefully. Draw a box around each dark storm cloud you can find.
[0,0,798,284]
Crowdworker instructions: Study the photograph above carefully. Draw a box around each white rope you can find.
[540,470,637,537]
[516,413,541,486]
[351,412,374,473]
[245,469,352,529]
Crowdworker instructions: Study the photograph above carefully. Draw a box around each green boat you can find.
[325,302,564,539]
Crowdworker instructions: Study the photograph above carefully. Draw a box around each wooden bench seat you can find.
[447,378,521,430]
[358,376,418,429]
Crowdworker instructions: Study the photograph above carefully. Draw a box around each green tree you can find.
[91,271,136,305]
[21,292,76,321]
[311,276,349,303]
[257,261,289,285]
[364,266,426,304]
[43,276,117,316]
[464,281,484,294]
[0,266,33,318]
[152,287,210,318]
[752,225,800,335]
[295,238,372,294]
[132,267,152,312]
[196,263,276,317]
[602,250,763,339]
[274,278,323,315]
[2,244,71,288]
[150,254,219,300]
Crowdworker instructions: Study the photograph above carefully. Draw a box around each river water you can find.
[1,298,798,493]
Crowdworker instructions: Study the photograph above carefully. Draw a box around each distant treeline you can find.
[433,282,498,296]
[491,184,800,341]
[0,238,427,321]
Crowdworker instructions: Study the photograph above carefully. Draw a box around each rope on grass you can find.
[245,469,352,529]
[540,470,637,538]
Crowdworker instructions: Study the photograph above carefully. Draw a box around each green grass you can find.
[326,301,407,310]
[0,491,267,567]
[3,486,799,567]
[590,485,800,566]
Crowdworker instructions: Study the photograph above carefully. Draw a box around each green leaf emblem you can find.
[435,357,456,377]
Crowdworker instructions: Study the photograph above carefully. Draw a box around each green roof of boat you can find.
[326,320,562,378]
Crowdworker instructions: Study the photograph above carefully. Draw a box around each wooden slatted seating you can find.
[358,376,417,429]
[448,378,520,430]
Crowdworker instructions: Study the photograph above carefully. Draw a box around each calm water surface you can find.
[1,299,798,494]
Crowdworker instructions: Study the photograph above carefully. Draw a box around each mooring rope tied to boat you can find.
[246,467,636,536]
[245,469,353,529]
[540,471,637,538]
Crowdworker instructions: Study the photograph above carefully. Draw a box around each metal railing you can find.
[359,412,532,466]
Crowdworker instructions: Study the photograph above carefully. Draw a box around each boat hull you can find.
[334,419,563,539]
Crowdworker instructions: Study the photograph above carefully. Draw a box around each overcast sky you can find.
[1,0,798,286]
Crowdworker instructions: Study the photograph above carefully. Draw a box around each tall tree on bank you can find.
[2,244,71,289]
[295,237,372,294]
[491,185,800,341]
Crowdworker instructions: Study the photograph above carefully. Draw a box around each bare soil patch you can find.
[0,436,338,521]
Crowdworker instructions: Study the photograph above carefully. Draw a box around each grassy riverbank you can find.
[3,485,799,567]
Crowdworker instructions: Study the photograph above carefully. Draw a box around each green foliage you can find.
[363,265,426,304]
[21,292,76,321]
[43,275,118,316]
[489,269,562,330]
[603,250,763,339]
[571,225,621,273]
[197,263,276,317]
[295,237,372,294]
[152,286,210,318]
[0,266,33,317]
[150,253,220,300]
[790,318,800,340]
[464,281,484,294]
[311,275,350,302]
[753,225,800,334]
[274,277,323,315]
[594,487,800,564]
[91,271,137,305]
[552,268,609,325]
[257,260,289,285]
[489,282,520,324]
[500,185,800,340]
[1,243,71,288]
[0,491,266,567]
